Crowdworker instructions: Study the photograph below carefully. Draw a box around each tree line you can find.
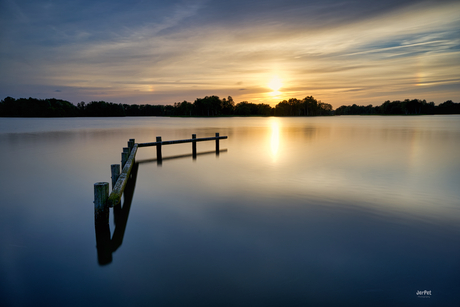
[0,95,330,117]
[0,96,458,117]
[335,99,460,115]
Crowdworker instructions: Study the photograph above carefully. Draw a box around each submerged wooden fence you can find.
[94,133,227,223]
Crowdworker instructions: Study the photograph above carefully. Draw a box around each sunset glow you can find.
[270,120,280,161]
[0,0,459,107]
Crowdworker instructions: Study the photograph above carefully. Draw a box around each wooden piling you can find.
[215,132,220,154]
[192,134,197,159]
[121,152,128,168]
[94,182,109,223]
[111,164,120,190]
[128,139,135,152]
[108,144,138,207]
[156,136,162,159]
[122,147,129,167]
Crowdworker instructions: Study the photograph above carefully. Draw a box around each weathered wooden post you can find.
[192,134,197,159]
[111,164,120,190]
[156,136,162,164]
[122,148,129,167]
[128,139,135,167]
[215,132,220,155]
[94,182,109,224]
[128,139,135,152]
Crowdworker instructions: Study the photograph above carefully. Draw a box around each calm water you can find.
[1,116,459,306]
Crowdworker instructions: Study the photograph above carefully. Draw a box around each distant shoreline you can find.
[1,96,459,117]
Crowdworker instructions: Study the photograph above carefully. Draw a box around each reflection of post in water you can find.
[95,162,139,266]
[135,149,227,165]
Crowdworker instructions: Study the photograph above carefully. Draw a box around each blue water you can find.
[1,116,459,306]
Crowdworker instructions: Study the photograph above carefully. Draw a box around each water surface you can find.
[1,116,459,306]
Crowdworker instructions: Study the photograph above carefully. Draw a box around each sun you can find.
[268,75,282,91]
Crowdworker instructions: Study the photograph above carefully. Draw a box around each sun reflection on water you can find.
[270,120,280,162]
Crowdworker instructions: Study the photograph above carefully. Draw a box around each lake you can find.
[1,116,459,306]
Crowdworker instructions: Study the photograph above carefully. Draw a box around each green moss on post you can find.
[108,144,138,207]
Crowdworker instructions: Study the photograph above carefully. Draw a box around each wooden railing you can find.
[94,133,227,223]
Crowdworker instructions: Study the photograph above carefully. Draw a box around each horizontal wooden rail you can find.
[138,135,227,148]
[95,133,227,217]
[107,144,138,207]
[136,149,228,164]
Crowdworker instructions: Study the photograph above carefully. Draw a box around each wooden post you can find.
[128,139,135,166]
[111,164,120,190]
[128,139,135,152]
[122,148,129,167]
[192,134,197,159]
[156,136,162,164]
[215,132,220,155]
[107,144,138,207]
[94,182,109,224]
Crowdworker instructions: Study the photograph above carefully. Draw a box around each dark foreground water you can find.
[1,116,459,306]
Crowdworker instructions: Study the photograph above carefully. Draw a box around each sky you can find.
[1,0,459,108]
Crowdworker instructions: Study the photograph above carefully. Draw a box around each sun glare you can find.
[268,76,282,91]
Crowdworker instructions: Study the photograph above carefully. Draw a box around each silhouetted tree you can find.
[84,101,124,116]
[317,101,333,115]
[221,96,235,115]
[436,100,460,114]
[174,101,193,116]
[0,97,79,117]
[274,96,331,116]
[256,103,272,116]
[334,99,453,115]
[234,101,251,116]
[302,96,318,116]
